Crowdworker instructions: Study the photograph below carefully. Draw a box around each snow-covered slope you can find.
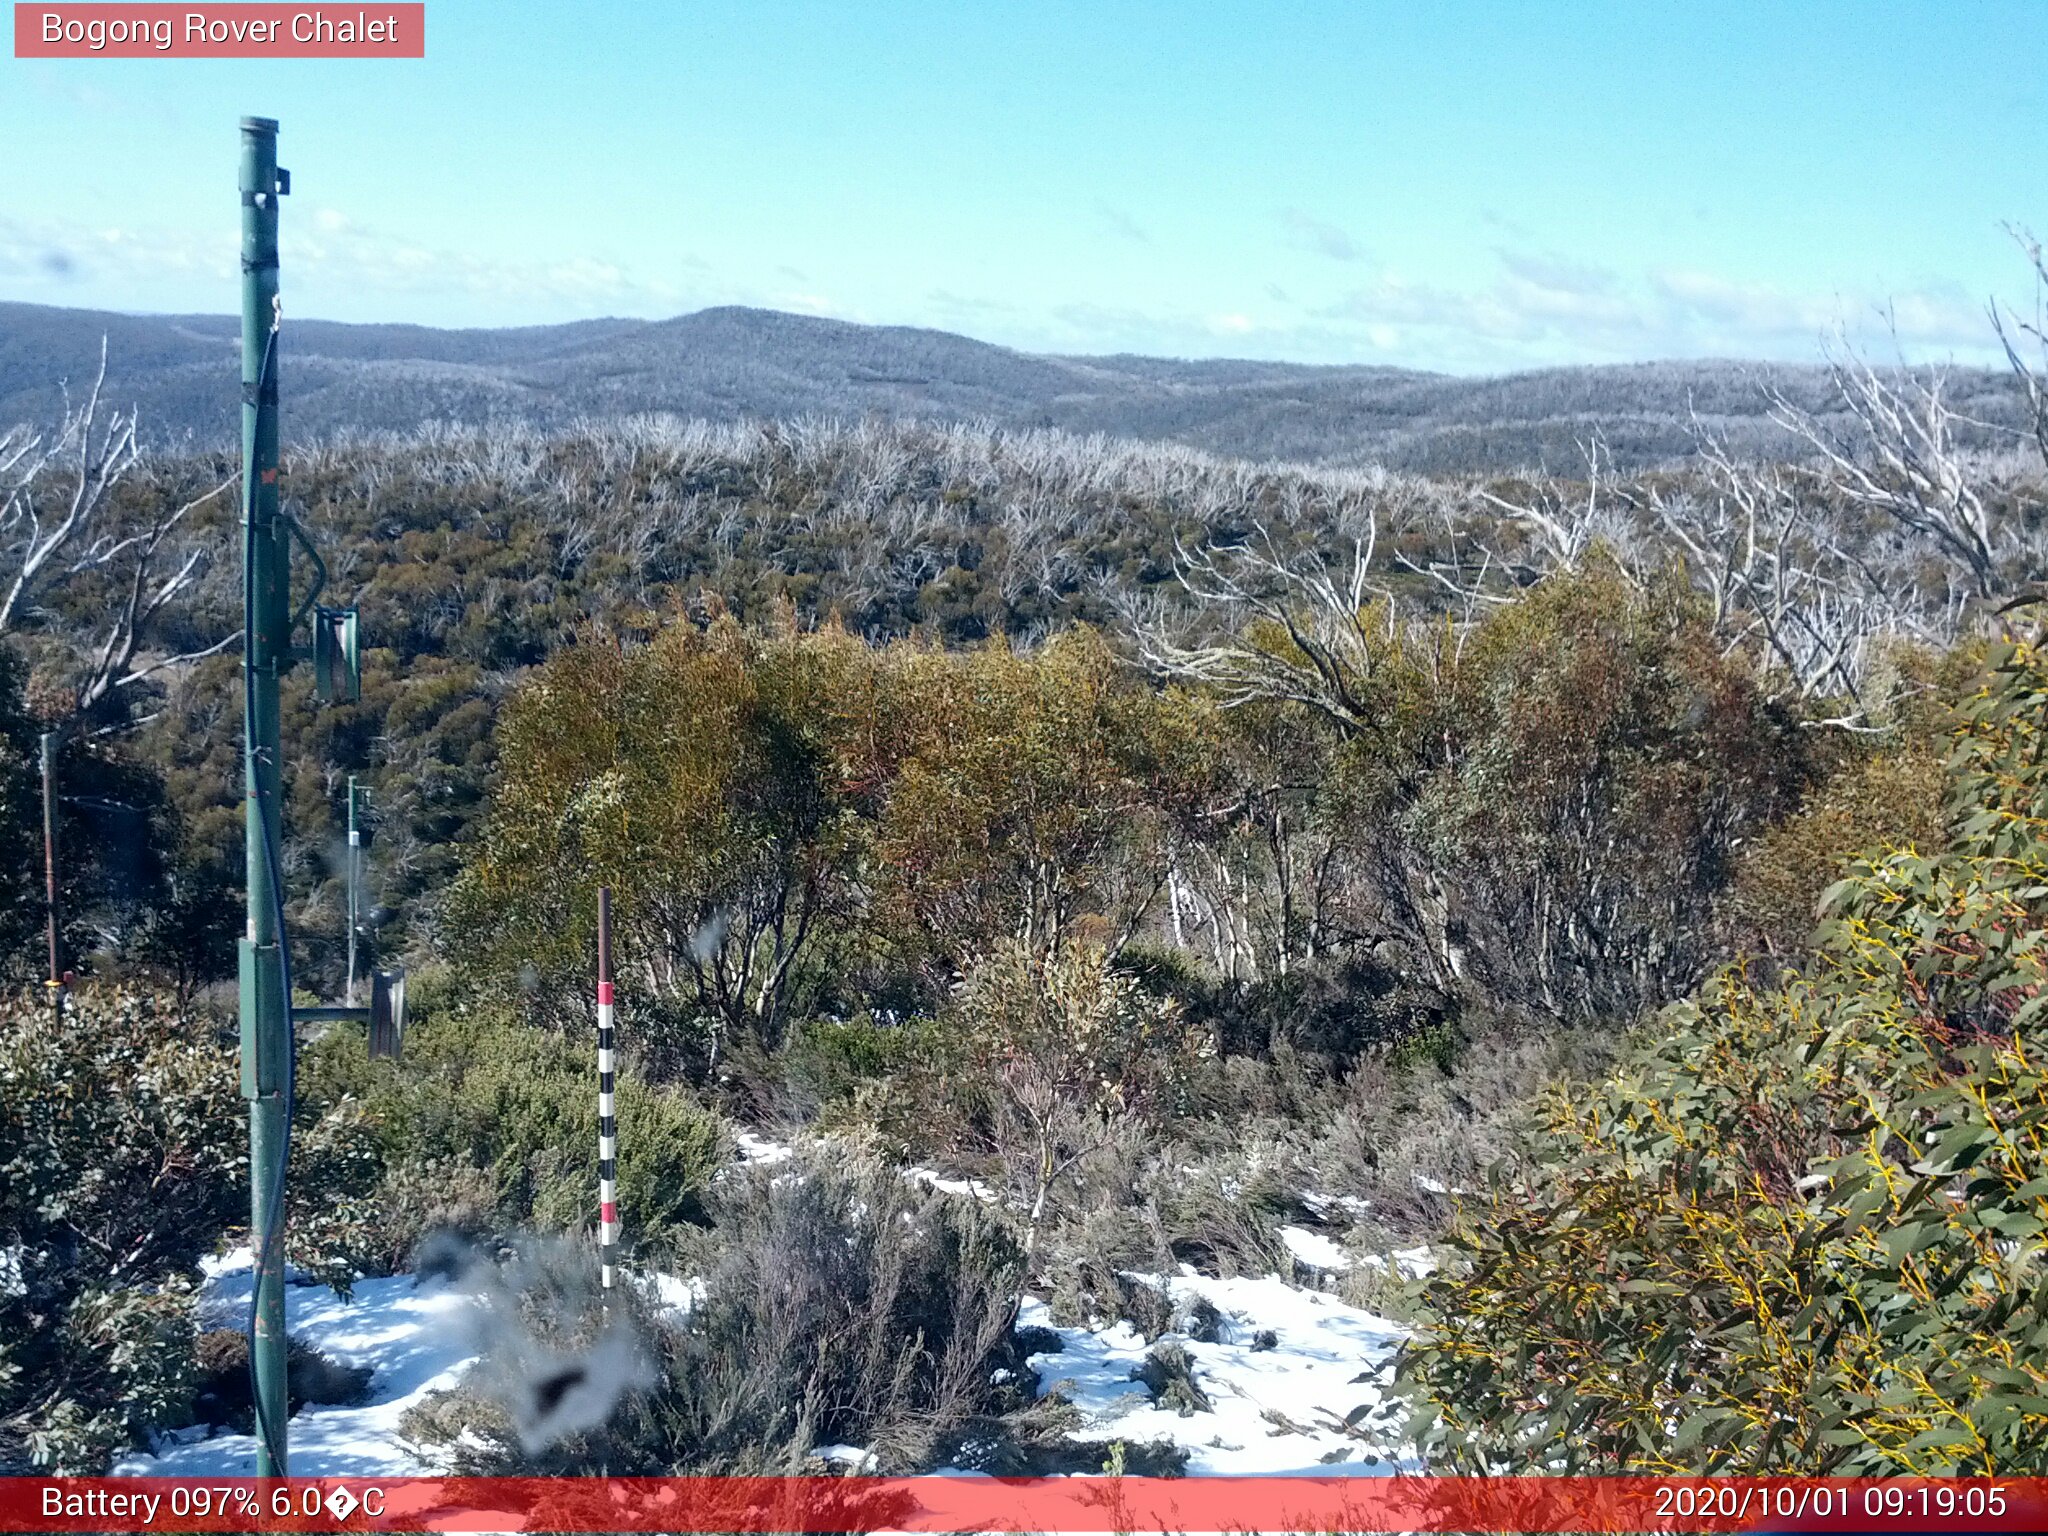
[115,1162,1418,1477]
[1018,1270,1411,1475]
[113,1251,481,1477]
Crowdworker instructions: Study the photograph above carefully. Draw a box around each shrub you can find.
[0,648,45,974]
[190,1331,372,1432]
[1,988,241,1470]
[410,1152,1027,1474]
[774,1013,948,1126]
[953,938,1213,1278]
[445,617,882,1055]
[1398,639,2048,1474]
[304,1002,728,1259]
[339,1159,503,1279]
[1399,563,1811,1023]
[1726,736,1948,960]
[1135,1341,1211,1416]
[1301,1017,1611,1235]
[0,984,402,1469]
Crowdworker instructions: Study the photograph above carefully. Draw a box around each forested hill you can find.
[1,299,2023,472]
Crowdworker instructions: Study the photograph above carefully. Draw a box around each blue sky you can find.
[3,0,2044,372]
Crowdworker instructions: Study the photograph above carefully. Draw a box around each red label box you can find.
[14,3,424,57]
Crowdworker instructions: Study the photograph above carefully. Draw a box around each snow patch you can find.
[1278,1225,1353,1273]
[116,1257,482,1477]
[1358,1245,1437,1280]
[640,1271,706,1320]
[814,1443,878,1470]
[906,1165,999,1203]
[1301,1191,1373,1222]
[734,1131,793,1166]
[1016,1268,1413,1475]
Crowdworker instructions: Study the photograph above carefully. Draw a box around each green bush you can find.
[0,984,399,1469]
[1,987,240,1469]
[951,938,1212,1279]
[305,1000,729,1257]
[777,1013,939,1113]
[1398,639,2048,1475]
[408,1152,1027,1474]
[1722,645,1980,960]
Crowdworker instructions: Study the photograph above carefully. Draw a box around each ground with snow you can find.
[113,1251,482,1477]
[1017,1271,1412,1475]
[115,1150,1421,1478]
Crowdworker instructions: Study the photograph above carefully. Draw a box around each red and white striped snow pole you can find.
[597,886,618,1291]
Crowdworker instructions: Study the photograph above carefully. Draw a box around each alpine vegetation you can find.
[5,240,2048,1478]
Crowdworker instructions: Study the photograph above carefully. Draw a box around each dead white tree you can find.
[1766,335,2015,601]
[0,342,237,734]
[1473,435,1641,576]
[1135,512,1390,729]
[1648,420,1952,724]
[1396,436,1648,615]
[1992,224,2048,471]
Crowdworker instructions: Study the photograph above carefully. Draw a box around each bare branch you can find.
[1135,518,1394,730]
[1991,223,2048,470]
[0,342,235,734]
[1766,325,2022,601]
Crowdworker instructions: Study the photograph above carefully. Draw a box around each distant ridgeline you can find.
[0,300,2027,473]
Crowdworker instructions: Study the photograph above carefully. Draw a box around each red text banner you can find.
[14,4,424,57]
[3,1476,2046,1534]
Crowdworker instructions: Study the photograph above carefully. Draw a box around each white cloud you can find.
[1280,208,1366,263]
[0,213,228,290]
[0,200,2013,376]
[1092,202,1150,244]
[1307,247,2001,369]
[0,206,709,320]
[1496,248,1620,298]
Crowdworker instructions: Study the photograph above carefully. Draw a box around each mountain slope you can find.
[0,300,2022,471]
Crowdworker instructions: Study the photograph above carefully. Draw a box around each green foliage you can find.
[955,939,1211,1133]
[873,632,1204,969]
[412,1153,1027,1475]
[0,647,42,971]
[0,983,407,1469]
[0,643,195,987]
[447,616,879,1057]
[953,938,1213,1274]
[450,620,1212,1069]
[774,1014,949,1143]
[1727,642,1979,959]
[0,988,241,1469]
[1376,563,1808,1022]
[1398,639,2048,1474]
[304,1000,729,1256]
[1136,563,1811,1035]
[1728,745,1947,958]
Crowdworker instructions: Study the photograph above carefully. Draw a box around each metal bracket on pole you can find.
[313,605,361,702]
[292,968,405,1059]
[285,514,328,637]
[239,940,285,1097]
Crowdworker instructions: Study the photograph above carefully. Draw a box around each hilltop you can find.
[2,299,2023,472]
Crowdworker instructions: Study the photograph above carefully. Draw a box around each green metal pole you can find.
[346,775,359,1007]
[238,113,290,1479]
[41,731,61,1018]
